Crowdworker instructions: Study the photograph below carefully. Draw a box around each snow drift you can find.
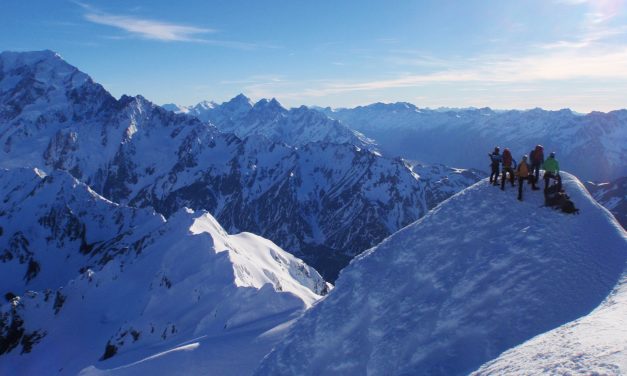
[256,172,627,375]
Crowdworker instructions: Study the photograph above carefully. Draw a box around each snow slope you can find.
[321,103,627,182]
[256,172,627,375]
[472,273,627,375]
[0,168,328,376]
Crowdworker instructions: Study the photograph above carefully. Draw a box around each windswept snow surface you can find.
[0,168,328,376]
[472,274,627,375]
[256,173,627,375]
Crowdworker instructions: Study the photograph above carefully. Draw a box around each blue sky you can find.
[2,0,626,112]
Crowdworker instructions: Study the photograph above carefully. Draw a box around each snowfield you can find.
[256,172,627,375]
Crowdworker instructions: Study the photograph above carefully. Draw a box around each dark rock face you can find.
[585,177,627,229]
[0,300,46,356]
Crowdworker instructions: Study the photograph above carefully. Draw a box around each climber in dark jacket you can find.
[488,147,502,186]
[529,144,544,185]
[500,148,516,190]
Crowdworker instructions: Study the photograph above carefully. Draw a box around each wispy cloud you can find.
[77,2,278,49]
[278,0,627,99]
[555,0,593,4]
[542,0,626,51]
[240,41,627,109]
[320,48,627,94]
[84,12,214,42]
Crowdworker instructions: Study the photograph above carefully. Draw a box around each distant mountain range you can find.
[164,95,375,149]
[319,102,627,182]
[172,97,627,228]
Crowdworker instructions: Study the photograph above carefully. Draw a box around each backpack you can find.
[545,185,579,214]
[517,161,529,177]
[533,146,544,164]
[502,150,512,167]
[560,199,579,214]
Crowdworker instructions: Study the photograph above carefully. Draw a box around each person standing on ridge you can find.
[543,152,560,191]
[488,147,502,186]
[516,155,536,201]
[529,144,544,187]
[500,148,516,190]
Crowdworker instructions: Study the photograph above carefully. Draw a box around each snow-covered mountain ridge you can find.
[0,167,328,376]
[165,95,376,150]
[320,103,627,182]
[0,50,483,280]
[257,172,627,375]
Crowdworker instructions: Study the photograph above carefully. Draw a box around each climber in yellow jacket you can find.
[516,155,537,201]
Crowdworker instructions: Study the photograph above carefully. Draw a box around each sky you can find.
[1,0,627,112]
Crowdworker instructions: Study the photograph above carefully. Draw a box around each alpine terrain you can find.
[0,50,482,280]
[164,96,375,149]
[256,173,627,375]
[0,168,329,376]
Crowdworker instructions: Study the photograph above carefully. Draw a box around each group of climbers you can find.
[488,144,560,201]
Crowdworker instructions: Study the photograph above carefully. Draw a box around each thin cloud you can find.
[84,12,214,42]
[244,44,627,103]
[555,0,593,4]
[78,2,278,49]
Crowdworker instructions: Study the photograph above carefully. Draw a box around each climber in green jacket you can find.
[543,152,560,191]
